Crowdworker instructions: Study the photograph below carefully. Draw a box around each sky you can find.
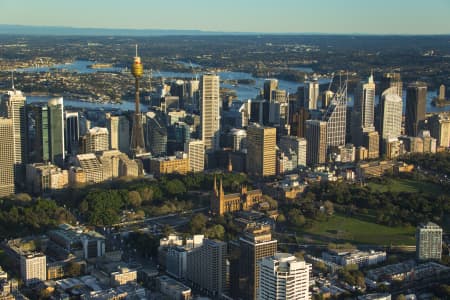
[1,0,450,34]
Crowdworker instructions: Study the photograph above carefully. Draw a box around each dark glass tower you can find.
[405,82,427,137]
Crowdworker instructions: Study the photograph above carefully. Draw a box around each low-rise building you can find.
[149,152,189,176]
[157,275,192,300]
[110,267,137,287]
[26,163,69,194]
[322,249,386,268]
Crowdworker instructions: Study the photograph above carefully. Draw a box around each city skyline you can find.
[1,0,450,35]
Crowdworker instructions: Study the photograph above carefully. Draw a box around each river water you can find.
[20,60,449,113]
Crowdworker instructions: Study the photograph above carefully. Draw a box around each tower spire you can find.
[135,44,138,57]
[11,70,15,90]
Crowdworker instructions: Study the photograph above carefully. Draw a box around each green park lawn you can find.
[299,213,416,246]
[367,178,443,196]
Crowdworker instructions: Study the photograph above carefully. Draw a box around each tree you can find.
[189,213,207,234]
[206,224,225,240]
[277,213,286,223]
[323,200,334,215]
[395,295,406,300]
[128,191,142,208]
[288,209,306,227]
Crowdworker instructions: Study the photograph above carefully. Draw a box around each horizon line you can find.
[1,24,450,36]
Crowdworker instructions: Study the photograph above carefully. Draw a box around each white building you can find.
[85,127,109,153]
[200,74,220,151]
[304,79,320,110]
[380,87,403,140]
[185,139,205,172]
[258,253,311,300]
[416,222,442,261]
[20,253,46,286]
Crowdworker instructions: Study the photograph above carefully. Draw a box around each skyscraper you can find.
[405,82,427,137]
[352,74,375,146]
[416,222,442,261]
[323,86,347,151]
[200,74,220,151]
[184,139,205,172]
[380,87,403,140]
[145,111,168,157]
[231,224,278,300]
[85,127,109,153]
[304,79,320,110]
[428,112,450,148]
[259,253,311,300]
[321,90,334,109]
[263,79,279,102]
[30,104,50,162]
[379,72,403,98]
[47,98,65,166]
[106,113,130,153]
[187,239,227,297]
[246,124,276,177]
[1,89,27,171]
[0,118,15,197]
[305,120,327,166]
[65,111,79,155]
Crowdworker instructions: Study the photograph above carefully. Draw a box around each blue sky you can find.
[2,0,450,34]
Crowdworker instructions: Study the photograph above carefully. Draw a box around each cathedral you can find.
[210,176,263,216]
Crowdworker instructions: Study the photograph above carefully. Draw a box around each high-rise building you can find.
[304,79,320,110]
[0,118,15,197]
[246,125,276,177]
[231,224,278,300]
[145,111,168,157]
[47,98,65,166]
[405,82,427,137]
[258,253,311,300]
[1,89,27,182]
[380,87,403,140]
[106,114,130,153]
[321,90,334,109]
[428,112,450,148]
[279,136,307,167]
[290,107,309,138]
[416,222,442,261]
[187,239,227,297]
[264,79,279,102]
[85,127,109,153]
[379,72,403,98]
[75,153,104,184]
[305,120,327,166]
[352,74,375,146]
[229,128,247,152]
[323,87,347,151]
[65,111,79,155]
[29,104,50,163]
[185,140,205,172]
[200,74,220,151]
[362,130,380,159]
[20,253,46,286]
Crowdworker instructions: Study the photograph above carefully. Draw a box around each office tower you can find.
[0,118,15,197]
[246,124,276,177]
[305,120,327,166]
[259,253,311,300]
[322,90,334,109]
[1,89,27,177]
[20,253,46,286]
[145,111,168,157]
[416,222,442,261]
[438,84,446,100]
[383,137,402,159]
[30,104,50,162]
[74,153,103,183]
[271,89,287,103]
[418,130,437,153]
[428,112,450,148]
[405,82,427,137]
[170,80,186,108]
[352,74,375,146]
[229,128,247,152]
[106,114,130,153]
[85,127,109,153]
[187,239,227,297]
[263,79,279,101]
[380,87,403,140]
[47,98,65,166]
[130,45,146,156]
[279,136,307,167]
[362,130,380,159]
[26,163,69,194]
[304,78,320,110]
[65,111,79,155]
[232,224,278,300]
[185,139,205,172]
[290,107,309,138]
[323,87,347,151]
[188,79,200,109]
[200,74,220,151]
[149,153,189,177]
[168,122,190,154]
[379,72,403,98]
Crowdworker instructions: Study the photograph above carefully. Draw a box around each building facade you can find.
[246,125,276,177]
[405,82,427,137]
[0,118,15,197]
[200,74,220,151]
[416,222,442,261]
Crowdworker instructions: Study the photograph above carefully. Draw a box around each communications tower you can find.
[130,45,146,156]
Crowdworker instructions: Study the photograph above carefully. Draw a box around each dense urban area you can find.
[0,33,449,300]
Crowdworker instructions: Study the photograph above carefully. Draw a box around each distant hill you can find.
[0,24,233,36]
